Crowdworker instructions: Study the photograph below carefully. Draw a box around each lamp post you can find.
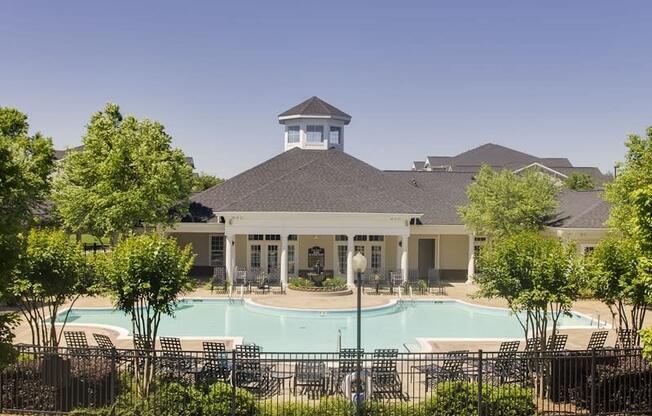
[352,251,367,416]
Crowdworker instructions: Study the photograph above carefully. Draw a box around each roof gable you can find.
[279,96,351,119]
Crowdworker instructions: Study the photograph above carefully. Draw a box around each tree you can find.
[585,236,651,343]
[103,233,194,395]
[605,127,652,250]
[475,232,583,350]
[564,172,594,191]
[9,228,94,347]
[0,107,54,286]
[192,172,224,193]
[458,165,559,237]
[53,103,194,243]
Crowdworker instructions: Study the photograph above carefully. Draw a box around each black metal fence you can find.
[2,345,651,415]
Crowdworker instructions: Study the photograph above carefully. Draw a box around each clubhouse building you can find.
[168,97,611,287]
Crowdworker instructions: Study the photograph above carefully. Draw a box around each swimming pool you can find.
[57,299,601,352]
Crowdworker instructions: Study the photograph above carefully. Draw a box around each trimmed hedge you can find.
[423,382,536,416]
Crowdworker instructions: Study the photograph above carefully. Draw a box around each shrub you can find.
[289,277,313,288]
[362,401,421,416]
[261,397,352,416]
[422,382,535,416]
[323,277,347,289]
[202,382,259,416]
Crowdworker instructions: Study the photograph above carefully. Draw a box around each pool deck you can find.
[7,282,643,352]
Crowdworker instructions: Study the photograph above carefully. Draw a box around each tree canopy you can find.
[605,127,652,250]
[564,172,595,191]
[476,231,583,348]
[192,172,224,193]
[102,233,194,394]
[53,103,194,241]
[9,228,95,346]
[0,107,54,286]
[458,166,559,237]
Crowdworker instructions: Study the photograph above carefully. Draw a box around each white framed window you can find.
[306,125,323,142]
[371,245,382,270]
[288,244,296,275]
[250,245,261,269]
[210,235,225,266]
[329,126,341,144]
[267,245,278,272]
[337,245,348,275]
[287,126,300,143]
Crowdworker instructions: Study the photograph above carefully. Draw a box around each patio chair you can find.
[484,341,521,384]
[236,269,248,287]
[587,330,609,350]
[64,331,92,358]
[616,329,639,349]
[546,334,568,352]
[525,337,543,351]
[210,266,227,293]
[267,268,285,294]
[93,333,132,363]
[159,337,194,372]
[416,350,470,392]
[198,342,231,384]
[233,344,278,398]
[293,360,327,398]
[427,268,444,295]
[370,348,408,401]
[331,348,364,394]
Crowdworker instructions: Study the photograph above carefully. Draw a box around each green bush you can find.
[289,277,313,288]
[201,382,258,416]
[362,401,421,416]
[262,397,352,416]
[422,382,535,416]
[323,277,347,289]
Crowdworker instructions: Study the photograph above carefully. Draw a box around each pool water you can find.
[58,299,599,352]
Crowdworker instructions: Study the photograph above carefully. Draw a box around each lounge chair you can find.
[587,331,609,350]
[93,333,132,363]
[484,341,520,384]
[64,331,91,357]
[370,348,408,401]
[427,268,444,295]
[415,350,470,392]
[293,360,327,398]
[233,344,278,398]
[616,329,638,349]
[160,336,195,374]
[331,348,364,394]
[547,334,568,352]
[198,342,231,384]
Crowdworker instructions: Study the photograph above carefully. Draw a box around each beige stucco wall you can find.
[235,234,247,269]
[168,232,211,266]
[298,235,334,270]
[385,235,398,271]
[439,234,469,270]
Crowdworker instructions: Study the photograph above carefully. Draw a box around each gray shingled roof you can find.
[191,148,609,228]
[279,96,351,120]
[412,161,426,170]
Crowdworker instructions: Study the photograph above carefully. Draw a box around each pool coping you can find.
[52,297,611,350]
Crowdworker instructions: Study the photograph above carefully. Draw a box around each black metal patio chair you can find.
[160,336,195,374]
[93,333,132,363]
[415,350,470,392]
[547,334,568,352]
[198,342,231,384]
[484,341,521,385]
[427,268,445,295]
[233,344,278,398]
[293,360,327,398]
[331,348,364,394]
[64,331,91,357]
[587,330,609,350]
[616,328,638,349]
[370,348,408,401]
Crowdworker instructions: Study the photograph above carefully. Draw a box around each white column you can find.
[225,233,234,284]
[346,233,355,287]
[466,234,475,284]
[400,235,409,283]
[280,234,288,286]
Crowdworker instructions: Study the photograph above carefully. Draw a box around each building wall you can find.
[298,235,334,270]
[168,232,210,266]
[235,234,247,270]
[439,235,469,270]
[385,235,398,271]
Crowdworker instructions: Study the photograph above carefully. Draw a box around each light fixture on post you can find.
[351,251,367,415]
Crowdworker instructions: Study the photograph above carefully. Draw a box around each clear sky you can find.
[2,1,651,177]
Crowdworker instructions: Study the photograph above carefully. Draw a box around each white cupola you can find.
[278,96,351,152]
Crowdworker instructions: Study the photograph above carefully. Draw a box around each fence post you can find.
[231,349,236,416]
[477,349,483,416]
[590,348,596,416]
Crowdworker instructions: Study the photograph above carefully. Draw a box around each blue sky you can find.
[2,1,651,177]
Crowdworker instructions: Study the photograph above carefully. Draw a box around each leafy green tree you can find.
[103,233,194,395]
[9,228,94,346]
[605,127,652,250]
[459,165,559,237]
[564,172,595,191]
[475,232,583,349]
[192,172,224,192]
[585,236,651,343]
[0,107,54,286]
[0,313,19,369]
[53,103,194,243]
